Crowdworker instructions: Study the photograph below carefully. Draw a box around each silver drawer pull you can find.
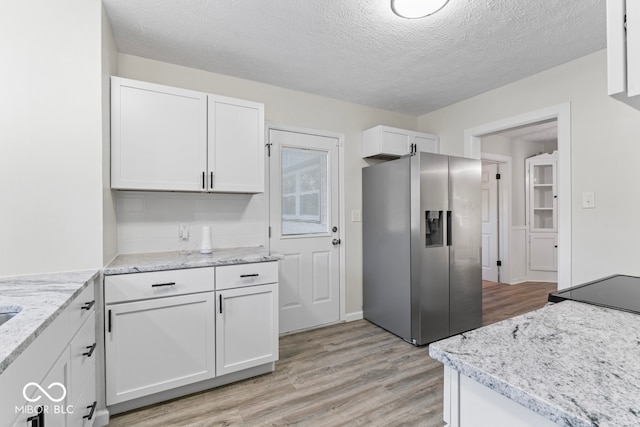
[151,282,176,287]
[240,274,259,278]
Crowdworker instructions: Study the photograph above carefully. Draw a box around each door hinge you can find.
[497,260,502,267]
[268,226,271,238]
[496,173,501,180]
[266,143,273,157]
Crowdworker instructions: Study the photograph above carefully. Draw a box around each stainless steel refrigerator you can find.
[362,152,482,345]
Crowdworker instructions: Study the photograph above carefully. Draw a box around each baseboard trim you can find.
[94,410,110,427]
[345,311,363,322]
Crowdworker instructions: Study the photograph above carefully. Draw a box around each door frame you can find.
[464,103,571,289]
[265,122,346,325]
[480,153,512,284]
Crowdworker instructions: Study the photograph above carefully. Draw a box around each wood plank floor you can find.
[107,281,557,427]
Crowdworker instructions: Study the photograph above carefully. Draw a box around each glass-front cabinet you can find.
[527,153,557,233]
[526,151,558,273]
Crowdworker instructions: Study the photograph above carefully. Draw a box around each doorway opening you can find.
[480,121,558,285]
[480,155,510,283]
[465,103,570,289]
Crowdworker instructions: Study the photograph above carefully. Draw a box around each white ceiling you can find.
[102,0,607,116]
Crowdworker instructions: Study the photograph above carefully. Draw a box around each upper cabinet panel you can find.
[208,96,265,193]
[607,0,640,110]
[111,77,208,191]
[111,77,265,193]
[361,125,439,159]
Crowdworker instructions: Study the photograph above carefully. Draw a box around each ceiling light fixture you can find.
[391,0,449,19]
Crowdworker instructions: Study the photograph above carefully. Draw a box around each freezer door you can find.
[363,157,412,341]
[413,153,450,345]
[448,156,482,335]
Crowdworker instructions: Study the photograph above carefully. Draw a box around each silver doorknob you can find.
[332,239,341,246]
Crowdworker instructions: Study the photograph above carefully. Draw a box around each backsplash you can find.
[116,191,267,254]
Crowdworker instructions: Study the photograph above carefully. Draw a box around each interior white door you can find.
[481,163,499,282]
[268,127,340,334]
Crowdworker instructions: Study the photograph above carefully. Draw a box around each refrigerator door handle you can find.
[446,211,452,246]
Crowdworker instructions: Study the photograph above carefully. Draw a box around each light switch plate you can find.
[351,210,362,222]
[582,192,595,209]
[179,223,190,239]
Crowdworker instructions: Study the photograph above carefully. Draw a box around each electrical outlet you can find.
[179,223,190,240]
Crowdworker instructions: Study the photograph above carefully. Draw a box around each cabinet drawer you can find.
[216,262,278,290]
[68,367,97,427]
[105,267,214,304]
[70,279,96,327]
[70,311,96,405]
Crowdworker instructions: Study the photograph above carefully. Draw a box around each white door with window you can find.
[268,127,341,334]
[481,163,500,282]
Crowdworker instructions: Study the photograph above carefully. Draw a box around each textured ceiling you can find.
[102,0,607,116]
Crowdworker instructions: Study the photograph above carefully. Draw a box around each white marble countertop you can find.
[104,246,282,275]
[429,300,640,427]
[0,270,99,375]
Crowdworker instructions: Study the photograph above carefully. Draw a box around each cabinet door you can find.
[216,283,278,376]
[40,348,70,427]
[528,158,557,232]
[69,311,96,405]
[208,95,265,193]
[530,233,558,272]
[9,349,70,427]
[111,77,207,191]
[413,133,439,154]
[361,125,410,158]
[67,367,97,427]
[105,292,215,405]
[628,0,640,97]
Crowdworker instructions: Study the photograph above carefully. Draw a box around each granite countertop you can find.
[104,246,282,275]
[429,300,640,427]
[0,270,99,375]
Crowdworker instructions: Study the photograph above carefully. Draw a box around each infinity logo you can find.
[23,382,67,403]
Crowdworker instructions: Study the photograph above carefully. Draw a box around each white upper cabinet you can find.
[111,77,208,191]
[361,125,439,159]
[208,95,265,193]
[111,77,265,193]
[607,0,640,110]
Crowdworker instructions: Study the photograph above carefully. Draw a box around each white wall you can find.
[102,6,118,266]
[116,192,266,253]
[418,50,640,285]
[0,0,104,275]
[115,53,418,314]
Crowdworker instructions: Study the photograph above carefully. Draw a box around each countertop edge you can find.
[103,248,283,276]
[0,270,100,376]
[428,344,585,427]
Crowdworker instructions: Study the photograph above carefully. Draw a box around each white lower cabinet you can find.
[529,233,558,272]
[216,283,278,376]
[67,367,97,427]
[2,279,97,427]
[104,262,279,409]
[104,291,216,405]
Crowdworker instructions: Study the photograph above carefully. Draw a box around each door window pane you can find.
[281,147,328,235]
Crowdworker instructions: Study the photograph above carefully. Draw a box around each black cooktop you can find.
[548,274,640,314]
